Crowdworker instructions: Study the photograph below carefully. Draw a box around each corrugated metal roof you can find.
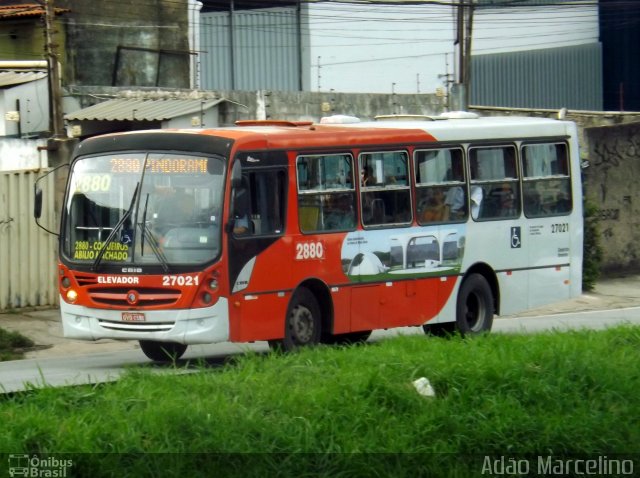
[65,98,227,122]
[0,4,69,19]
[0,70,46,87]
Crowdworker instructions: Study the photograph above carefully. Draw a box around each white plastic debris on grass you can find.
[412,377,436,398]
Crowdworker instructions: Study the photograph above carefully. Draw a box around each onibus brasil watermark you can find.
[482,455,635,476]
[8,455,73,477]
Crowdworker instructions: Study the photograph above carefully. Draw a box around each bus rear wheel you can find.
[139,340,187,362]
[456,273,494,336]
[269,287,321,352]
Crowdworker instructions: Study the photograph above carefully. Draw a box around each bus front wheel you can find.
[455,273,494,336]
[269,287,321,352]
[139,340,187,362]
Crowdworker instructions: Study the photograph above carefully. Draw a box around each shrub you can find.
[582,200,603,291]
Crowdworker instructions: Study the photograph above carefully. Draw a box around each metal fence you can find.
[0,169,58,310]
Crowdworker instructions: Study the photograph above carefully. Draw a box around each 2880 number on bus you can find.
[295,241,324,260]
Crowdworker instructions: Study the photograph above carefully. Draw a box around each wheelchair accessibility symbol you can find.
[511,226,521,248]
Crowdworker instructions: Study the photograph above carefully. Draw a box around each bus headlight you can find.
[208,279,219,291]
[66,289,78,303]
[61,276,71,289]
[202,292,213,304]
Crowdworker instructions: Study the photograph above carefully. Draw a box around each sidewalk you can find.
[2,275,640,360]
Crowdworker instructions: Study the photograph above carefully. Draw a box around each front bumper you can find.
[60,297,230,345]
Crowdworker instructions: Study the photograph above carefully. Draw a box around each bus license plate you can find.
[122,312,145,322]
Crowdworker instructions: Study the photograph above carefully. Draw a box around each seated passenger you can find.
[325,194,355,230]
[361,166,374,187]
[444,186,465,219]
[420,189,449,222]
[470,186,483,220]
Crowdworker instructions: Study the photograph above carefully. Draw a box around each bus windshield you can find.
[61,152,226,268]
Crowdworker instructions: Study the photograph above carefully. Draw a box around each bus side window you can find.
[360,151,411,227]
[233,169,286,236]
[231,178,252,234]
[469,145,519,221]
[522,143,571,218]
[297,153,356,233]
[414,147,466,225]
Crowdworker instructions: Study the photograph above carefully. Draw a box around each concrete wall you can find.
[585,122,640,273]
[57,0,190,88]
[0,21,46,59]
[63,87,446,125]
[218,90,446,124]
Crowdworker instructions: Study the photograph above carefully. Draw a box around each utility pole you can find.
[40,0,77,241]
[452,0,474,111]
[43,0,65,139]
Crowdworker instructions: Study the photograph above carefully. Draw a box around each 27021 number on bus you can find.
[162,275,200,286]
[295,241,325,260]
[551,223,569,233]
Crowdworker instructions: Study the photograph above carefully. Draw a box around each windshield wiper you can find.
[136,220,171,273]
[91,182,140,272]
[141,194,150,256]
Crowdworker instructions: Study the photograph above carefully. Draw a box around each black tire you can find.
[455,273,494,336]
[323,330,372,346]
[139,340,187,362]
[422,321,456,337]
[269,287,321,352]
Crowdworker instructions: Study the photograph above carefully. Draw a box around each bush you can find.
[0,327,35,361]
[582,200,603,291]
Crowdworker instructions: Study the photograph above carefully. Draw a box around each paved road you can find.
[1,307,639,394]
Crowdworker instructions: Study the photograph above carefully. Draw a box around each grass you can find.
[1,326,639,476]
[0,327,34,361]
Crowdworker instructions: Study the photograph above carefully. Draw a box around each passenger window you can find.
[415,148,466,224]
[297,153,356,232]
[469,145,519,221]
[232,169,286,236]
[522,143,571,217]
[359,151,411,227]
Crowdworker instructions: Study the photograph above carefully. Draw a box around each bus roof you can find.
[87,114,575,154]
[343,115,576,144]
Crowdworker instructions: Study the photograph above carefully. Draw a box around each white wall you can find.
[0,139,48,171]
[1,78,49,137]
[306,2,598,95]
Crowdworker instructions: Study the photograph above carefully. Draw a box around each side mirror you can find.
[33,163,69,236]
[230,159,242,188]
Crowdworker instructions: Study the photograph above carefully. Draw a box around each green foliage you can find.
[583,199,603,291]
[1,327,639,476]
[0,327,35,361]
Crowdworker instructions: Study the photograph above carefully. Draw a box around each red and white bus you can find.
[38,112,583,360]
